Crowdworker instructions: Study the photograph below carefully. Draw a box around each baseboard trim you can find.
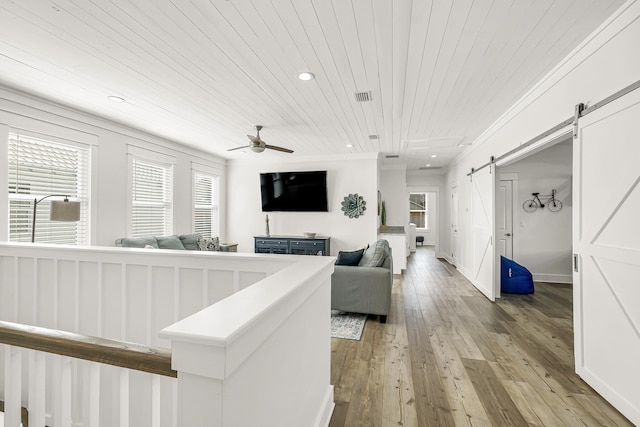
[439,252,452,262]
[533,273,573,284]
[315,385,335,427]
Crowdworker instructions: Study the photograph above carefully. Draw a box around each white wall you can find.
[444,0,640,283]
[379,166,407,227]
[499,140,573,283]
[0,86,227,246]
[226,154,379,255]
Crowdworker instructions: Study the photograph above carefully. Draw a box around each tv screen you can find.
[260,171,328,212]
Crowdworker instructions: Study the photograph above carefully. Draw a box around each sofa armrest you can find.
[331,265,392,316]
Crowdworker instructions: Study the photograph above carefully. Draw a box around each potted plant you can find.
[380,200,387,231]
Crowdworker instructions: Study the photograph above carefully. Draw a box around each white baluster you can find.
[119,369,130,427]
[3,345,22,427]
[151,375,161,427]
[60,357,72,427]
[87,363,100,427]
[28,351,46,427]
[53,356,72,427]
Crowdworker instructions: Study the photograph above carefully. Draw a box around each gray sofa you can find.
[115,233,223,250]
[331,240,393,323]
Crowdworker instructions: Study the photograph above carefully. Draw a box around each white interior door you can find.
[471,166,495,301]
[496,180,513,259]
[574,88,640,424]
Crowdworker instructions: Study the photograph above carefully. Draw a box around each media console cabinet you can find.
[254,235,331,256]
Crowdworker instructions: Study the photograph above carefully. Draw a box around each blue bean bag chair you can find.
[500,256,534,294]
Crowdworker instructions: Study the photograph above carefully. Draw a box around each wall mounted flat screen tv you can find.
[260,171,328,212]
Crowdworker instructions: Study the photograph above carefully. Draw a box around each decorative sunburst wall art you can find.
[341,193,366,218]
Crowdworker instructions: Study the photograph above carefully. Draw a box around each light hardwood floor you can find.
[329,246,632,427]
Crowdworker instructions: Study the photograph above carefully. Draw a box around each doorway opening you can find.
[495,135,573,298]
[408,188,439,257]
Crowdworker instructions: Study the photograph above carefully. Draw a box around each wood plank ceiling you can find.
[0,0,625,171]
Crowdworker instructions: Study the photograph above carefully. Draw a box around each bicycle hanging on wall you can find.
[523,189,563,212]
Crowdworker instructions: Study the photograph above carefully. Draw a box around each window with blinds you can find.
[409,192,427,229]
[131,158,173,237]
[8,133,89,245]
[193,172,219,237]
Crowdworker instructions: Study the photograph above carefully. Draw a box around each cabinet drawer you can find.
[255,240,288,248]
[289,240,321,247]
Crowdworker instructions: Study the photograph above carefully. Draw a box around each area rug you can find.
[331,310,367,340]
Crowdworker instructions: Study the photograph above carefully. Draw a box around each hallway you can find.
[329,246,631,426]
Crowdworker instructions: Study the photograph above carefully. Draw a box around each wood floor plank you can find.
[329,247,633,426]
[429,323,492,426]
[462,357,529,426]
[501,380,564,427]
[382,279,418,427]
[405,308,457,427]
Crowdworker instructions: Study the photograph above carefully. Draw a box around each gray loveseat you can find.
[331,239,393,323]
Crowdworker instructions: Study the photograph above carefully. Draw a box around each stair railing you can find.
[0,320,175,427]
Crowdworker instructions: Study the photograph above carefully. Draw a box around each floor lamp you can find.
[31,195,81,243]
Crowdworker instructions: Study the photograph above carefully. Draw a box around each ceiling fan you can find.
[227,125,294,154]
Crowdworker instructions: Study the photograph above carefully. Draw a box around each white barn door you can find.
[471,166,495,301]
[574,89,640,424]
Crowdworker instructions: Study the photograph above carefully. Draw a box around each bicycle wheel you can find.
[523,199,538,212]
[548,199,563,212]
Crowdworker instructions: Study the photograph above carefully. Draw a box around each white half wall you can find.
[226,154,379,255]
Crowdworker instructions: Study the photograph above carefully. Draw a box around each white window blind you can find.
[193,172,219,237]
[8,133,89,245]
[131,158,173,237]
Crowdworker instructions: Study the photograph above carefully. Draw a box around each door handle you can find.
[505,233,512,237]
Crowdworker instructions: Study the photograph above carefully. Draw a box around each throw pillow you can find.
[197,236,220,251]
[179,233,201,250]
[335,249,365,266]
[156,235,186,250]
[358,239,389,267]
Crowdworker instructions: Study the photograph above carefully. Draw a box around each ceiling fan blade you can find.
[265,144,294,153]
[227,146,248,151]
[247,134,259,143]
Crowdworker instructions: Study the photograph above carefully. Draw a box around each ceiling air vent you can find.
[368,134,379,140]
[385,154,400,159]
[354,91,371,102]
[419,166,442,170]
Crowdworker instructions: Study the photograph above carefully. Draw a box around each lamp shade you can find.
[50,200,81,221]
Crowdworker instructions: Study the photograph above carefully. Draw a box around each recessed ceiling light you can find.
[107,95,126,103]
[425,164,431,167]
[346,144,353,148]
[430,154,437,158]
[297,72,315,81]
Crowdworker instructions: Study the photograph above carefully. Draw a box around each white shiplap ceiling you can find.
[0,0,625,171]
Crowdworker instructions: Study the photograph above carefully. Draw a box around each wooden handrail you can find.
[0,321,176,378]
